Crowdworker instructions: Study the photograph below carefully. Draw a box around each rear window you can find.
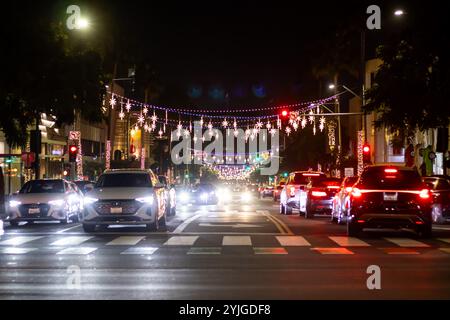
[292,173,326,184]
[360,167,422,189]
[313,178,342,188]
[20,180,64,194]
[96,173,152,188]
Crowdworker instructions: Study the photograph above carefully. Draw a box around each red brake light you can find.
[419,189,430,199]
[384,168,398,173]
[351,188,362,197]
[69,146,77,152]
[311,191,327,197]
[327,186,340,189]
[302,173,320,177]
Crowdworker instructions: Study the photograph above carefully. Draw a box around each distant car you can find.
[245,184,260,197]
[0,167,4,235]
[423,176,450,224]
[260,186,274,198]
[158,175,176,216]
[188,183,219,205]
[81,169,167,232]
[346,165,432,238]
[280,171,326,215]
[303,177,342,219]
[8,179,82,226]
[74,180,95,195]
[331,176,359,224]
[273,185,283,202]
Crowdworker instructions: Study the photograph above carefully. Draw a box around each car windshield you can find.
[360,167,423,189]
[95,173,152,188]
[313,178,341,188]
[193,183,215,191]
[19,180,64,194]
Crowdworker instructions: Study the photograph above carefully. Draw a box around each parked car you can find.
[0,167,5,235]
[346,165,432,238]
[303,177,342,218]
[331,176,359,224]
[8,179,83,226]
[423,176,450,224]
[280,171,326,215]
[158,175,176,216]
[81,169,167,232]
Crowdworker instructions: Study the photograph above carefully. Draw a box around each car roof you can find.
[103,169,153,174]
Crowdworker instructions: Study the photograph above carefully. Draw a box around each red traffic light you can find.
[69,145,77,153]
[281,110,289,117]
[363,145,370,153]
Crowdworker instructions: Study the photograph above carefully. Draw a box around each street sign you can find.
[344,168,354,177]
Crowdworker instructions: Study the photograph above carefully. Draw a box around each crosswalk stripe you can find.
[311,247,354,255]
[106,236,145,246]
[222,236,252,246]
[254,247,288,255]
[163,236,199,246]
[0,236,43,246]
[187,247,222,255]
[121,247,159,255]
[437,238,450,244]
[329,236,370,247]
[56,247,97,255]
[384,238,430,248]
[51,236,93,246]
[0,247,37,254]
[382,248,420,255]
[276,236,311,246]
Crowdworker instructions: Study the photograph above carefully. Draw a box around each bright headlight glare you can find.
[48,199,65,207]
[9,200,21,207]
[241,192,252,202]
[180,192,189,201]
[200,193,208,200]
[84,197,98,204]
[136,196,154,204]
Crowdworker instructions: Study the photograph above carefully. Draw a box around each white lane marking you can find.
[187,247,221,255]
[0,247,37,254]
[56,247,97,255]
[121,247,158,255]
[438,238,450,244]
[222,236,252,246]
[198,223,263,228]
[384,238,430,248]
[106,236,145,246]
[329,236,370,247]
[172,214,203,234]
[254,247,288,255]
[0,236,43,246]
[276,236,311,246]
[51,236,93,246]
[163,236,199,246]
[56,224,81,234]
[433,225,450,231]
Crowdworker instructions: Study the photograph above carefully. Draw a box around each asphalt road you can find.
[1,197,450,300]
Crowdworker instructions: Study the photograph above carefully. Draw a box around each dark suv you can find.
[347,165,432,238]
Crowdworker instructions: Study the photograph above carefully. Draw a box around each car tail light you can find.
[290,186,296,197]
[311,191,327,197]
[419,189,430,199]
[357,219,365,224]
[327,186,340,190]
[384,168,398,173]
[351,188,362,197]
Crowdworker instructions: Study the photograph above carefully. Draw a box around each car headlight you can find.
[180,192,190,202]
[241,192,252,202]
[136,196,154,204]
[200,193,208,201]
[9,200,21,207]
[48,199,65,207]
[84,197,98,204]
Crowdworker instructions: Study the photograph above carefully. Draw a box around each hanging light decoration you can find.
[270,128,277,137]
[222,118,228,128]
[308,110,315,124]
[319,116,326,132]
[266,121,272,129]
[143,105,148,115]
[125,99,132,112]
[313,123,317,135]
[301,115,307,129]
[137,114,145,125]
[109,94,117,108]
[119,108,125,120]
[285,126,291,136]
[233,118,237,129]
[234,129,239,137]
[158,128,163,138]
[292,121,299,131]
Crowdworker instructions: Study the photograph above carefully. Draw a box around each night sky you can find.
[12,0,444,109]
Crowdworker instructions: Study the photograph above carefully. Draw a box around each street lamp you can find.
[394,9,405,16]
[75,18,90,29]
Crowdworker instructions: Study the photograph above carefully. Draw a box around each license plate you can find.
[110,207,122,214]
[28,208,40,214]
[383,192,398,201]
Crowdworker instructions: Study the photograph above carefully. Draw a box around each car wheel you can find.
[419,223,432,239]
[82,224,96,232]
[347,220,361,237]
[60,213,71,224]
[285,205,293,215]
[170,206,176,216]
[8,221,19,227]
[280,204,286,215]
[146,215,159,231]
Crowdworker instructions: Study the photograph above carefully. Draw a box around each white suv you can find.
[81,169,166,232]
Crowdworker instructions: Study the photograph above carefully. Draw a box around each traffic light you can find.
[281,110,289,118]
[363,143,371,164]
[69,145,78,162]
[283,172,288,177]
